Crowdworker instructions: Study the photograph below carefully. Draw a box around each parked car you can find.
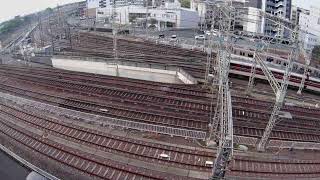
[170,35,178,42]
[195,34,206,40]
[158,34,165,38]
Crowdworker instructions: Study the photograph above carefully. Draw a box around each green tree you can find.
[45,7,53,12]
[0,16,24,34]
[179,0,190,8]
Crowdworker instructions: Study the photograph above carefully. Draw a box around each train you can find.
[228,47,320,93]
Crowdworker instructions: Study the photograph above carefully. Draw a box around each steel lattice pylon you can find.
[205,0,235,179]
[255,28,301,152]
[230,9,303,151]
[257,39,300,151]
[202,1,307,177]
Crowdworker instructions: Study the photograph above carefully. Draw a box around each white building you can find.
[190,0,207,29]
[92,0,199,29]
[299,6,320,38]
[298,6,320,51]
[241,7,262,33]
[301,33,319,51]
[190,0,262,32]
[190,0,292,37]
[291,5,310,25]
[87,0,99,17]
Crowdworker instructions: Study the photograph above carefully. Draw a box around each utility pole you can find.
[145,0,149,38]
[68,25,73,50]
[204,25,214,83]
[57,5,61,28]
[48,15,55,55]
[38,15,44,47]
[112,0,118,60]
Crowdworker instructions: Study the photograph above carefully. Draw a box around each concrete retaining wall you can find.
[52,56,197,84]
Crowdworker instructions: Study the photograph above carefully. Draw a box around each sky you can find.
[0,0,319,23]
[0,0,81,23]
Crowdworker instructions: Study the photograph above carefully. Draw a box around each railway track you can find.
[0,118,193,180]
[16,11,320,180]
[0,80,209,131]
[2,87,320,179]
[2,65,318,118]
[232,96,320,118]
[1,70,320,143]
[0,24,320,179]
[2,90,320,179]
[61,32,208,79]
[0,101,213,171]
[0,65,209,100]
[228,156,320,179]
[62,31,320,94]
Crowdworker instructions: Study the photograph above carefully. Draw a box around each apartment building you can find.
[261,0,292,37]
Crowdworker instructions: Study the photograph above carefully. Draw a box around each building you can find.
[298,6,320,51]
[190,0,264,32]
[190,0,207,29]
[291,5,310,25]
[190,0,248,30]
[299,6,320,38]
[241,7,263,33]
[77,1,87,17]
[190,0,261,32]
[86,0,144,18]
[301,33,319,51]
[87,0,99,18]
[234,0,262,33]
[191,0,292,37]
[91,0,199,29]
[261,0,292,37]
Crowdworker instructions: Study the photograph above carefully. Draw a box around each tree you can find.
[0,16,24,35]
[150,18,157,25]
[179,0,190,8]
[45,7,53,12]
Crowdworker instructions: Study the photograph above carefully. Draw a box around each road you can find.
[0,149,30,180]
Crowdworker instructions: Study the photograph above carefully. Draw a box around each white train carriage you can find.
[229,54,320,93]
